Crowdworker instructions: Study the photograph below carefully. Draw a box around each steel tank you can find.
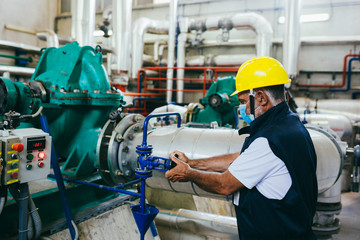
[127,125,345,197]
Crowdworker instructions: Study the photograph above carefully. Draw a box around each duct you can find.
[295,97,360,122]
[36,30,59,48]
[71,0,96,46]
[166,0,178,103]
[283,0,302,79]
[111,0,132,85]
[122,125,344,198]
[131,18,169,79]
[156,208,238,239]
[0,65,35,76]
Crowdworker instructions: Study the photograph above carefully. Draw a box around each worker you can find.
[165,56,318,240]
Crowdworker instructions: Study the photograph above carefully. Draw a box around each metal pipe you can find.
[0,65,35,76]
[283,0,302,79]
[156,208,238,239]
[166,0,178,103]
[177,32,187,103]
[0,54,32,62]
[112,0,132,85]
[71,0,96,46]
[330,57,360,92]
[36,30,59,48]
[131,18,169,79]
[230,13,273,56]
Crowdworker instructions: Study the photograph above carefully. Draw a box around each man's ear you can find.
[256,90,268,106]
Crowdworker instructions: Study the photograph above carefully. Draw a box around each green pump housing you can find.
[191,76,239,127]
[0,42,124,177]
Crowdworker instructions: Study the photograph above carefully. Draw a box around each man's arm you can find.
[165,155,244,195]
[171,150,239,172]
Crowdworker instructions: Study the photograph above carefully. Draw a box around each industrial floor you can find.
[332,192,360,240]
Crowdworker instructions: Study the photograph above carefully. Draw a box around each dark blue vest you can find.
[235,102,317,240]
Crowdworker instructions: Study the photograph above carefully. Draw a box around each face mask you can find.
[239,104,254,125]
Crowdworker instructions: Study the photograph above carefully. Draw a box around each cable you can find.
[71,220,79,240]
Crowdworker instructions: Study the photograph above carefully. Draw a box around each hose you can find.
[27,215,33,240]
[18,183,29,240]
[29,196,42,239]
[71,220,79,240]
[0,197,6,215]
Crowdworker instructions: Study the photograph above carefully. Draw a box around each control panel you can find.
[0,128,51,185]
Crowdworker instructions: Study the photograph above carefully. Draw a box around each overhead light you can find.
[278,13,330,24]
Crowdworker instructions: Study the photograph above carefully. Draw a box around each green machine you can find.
[188,76,240,127]
[0,42,125,178]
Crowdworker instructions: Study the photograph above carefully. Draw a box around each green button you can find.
[26,164,33,170]
[12,163,18,169]
[26,154,34,160]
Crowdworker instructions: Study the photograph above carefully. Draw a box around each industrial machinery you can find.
[0,43,351,239]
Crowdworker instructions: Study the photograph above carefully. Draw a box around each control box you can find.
[0,128,51,185]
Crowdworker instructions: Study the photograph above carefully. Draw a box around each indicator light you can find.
[26,164,33,170]
[38,161,44,168]
[38,152,46,159]
[12,163,18,169]
[12,143,24,152]
[11,172,18,179]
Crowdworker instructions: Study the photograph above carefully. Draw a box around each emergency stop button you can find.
[12,143,24,152]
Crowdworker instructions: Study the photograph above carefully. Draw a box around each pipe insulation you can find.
[156,208,238,239]
[112,0,132,84]
[126,125,345,199]
[283,0,302,79]
[166,0,178,103]
[131,18,169,79]
[71,0,96,46]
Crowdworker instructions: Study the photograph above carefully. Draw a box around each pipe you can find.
[330,57,360,92]
[71,0,96,46]
[156,208,238,239]
[36,30,59,48]
[177,32,187,103]
[230,13,273,56]
[166,0,178,103]
[131,18,169,79]
[29,196,42,239]
[0,65,35,76]
[112,0,132,85]
[213,54,256,66]
[283,0,302,79]
[18,183,29,240]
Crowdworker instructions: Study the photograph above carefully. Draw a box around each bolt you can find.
[60,88,65,93]
[122,160,127,165]
[82,89,88,93]
[128,134,134,140]
[116,135,124,142]
[106,90,111,93]
[115,170,123,176]
[125,170,131,176]
[133,126,139,132]
[94,90,100,93]
[73,89,80,93]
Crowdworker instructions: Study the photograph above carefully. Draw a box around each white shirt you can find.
[228,137,292,206]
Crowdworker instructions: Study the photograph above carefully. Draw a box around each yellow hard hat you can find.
[231,56,291,96]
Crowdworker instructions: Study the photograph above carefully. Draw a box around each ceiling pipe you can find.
[71,0,96,46]
[131,18,169,80]
[166,0,178,103]
[111,0,132,86]
[283,0,302,80]
[176,12,272,103]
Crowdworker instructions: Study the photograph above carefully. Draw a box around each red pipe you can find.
[298,53,360,88]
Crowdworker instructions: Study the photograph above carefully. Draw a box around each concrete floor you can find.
[332,192,360,240]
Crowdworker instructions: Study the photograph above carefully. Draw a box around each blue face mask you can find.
[239,104,254,125]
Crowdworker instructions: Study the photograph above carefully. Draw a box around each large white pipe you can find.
[71,0,96,46]
[131,18,169,79]
[36,30,59,48]
[156,208,238,239]
[283,0,302,79]
[166,0,178,103]
[176,13,272,103]
[112,0,132,85]
[230,13,273,56]
[295,97,360,122]
[127,125,344,198]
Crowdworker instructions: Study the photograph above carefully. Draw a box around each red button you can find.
[12,172,18,179]
[12,143,24,152]
[38,152,46,159]
[38,161,44,168]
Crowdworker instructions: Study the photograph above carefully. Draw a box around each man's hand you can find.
[165,153,192,182]
[171,150,189,164]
